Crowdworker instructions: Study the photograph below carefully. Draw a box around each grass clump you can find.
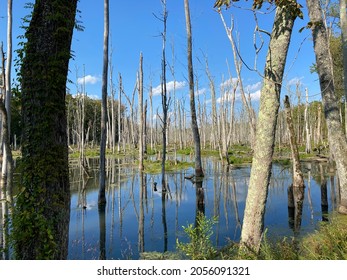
[176,214,347,260]
[300,214,347,259]
[143,159,193,174]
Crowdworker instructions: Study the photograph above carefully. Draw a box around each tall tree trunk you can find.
[1,0,13,210]
[14,0,77,259]
[240,5,296,251]
[306,0,347,214]
[340,0,347,136]
[0,44,13,259]
[219,12,257,147]
[160,0,169,189]
[304,88,311,153]
[284,95,305,188]
[99,0,109,206]
[138,53,144,171]
[184,0,204,177]
[5,0,12,134]
[118,73,123,154]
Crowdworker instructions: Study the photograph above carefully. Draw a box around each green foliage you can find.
[143,159,193,174]
[214,0,303,19]
[177,214,218,260]
[10,0,77,259]
[10,185,58,259]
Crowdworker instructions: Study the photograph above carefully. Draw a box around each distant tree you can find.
[12,0,78,259]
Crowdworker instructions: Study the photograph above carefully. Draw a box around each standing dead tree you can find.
[138,53,144,171]
[218,12,257,147]
[98,0,109,206]
[284,95,305,233]
[184,0,204,178]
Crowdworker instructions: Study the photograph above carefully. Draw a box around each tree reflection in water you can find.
[68,157,339,259]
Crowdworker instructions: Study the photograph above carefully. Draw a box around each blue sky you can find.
[0,0,323,113]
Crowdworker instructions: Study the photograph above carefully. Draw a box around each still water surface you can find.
[68,157,338,259]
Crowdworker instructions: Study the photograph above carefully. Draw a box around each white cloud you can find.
[152,80,186,96]
[77,75,101,85]
[249,89,261,101]
[287,76,304,86]
[217,81,262,103]
[246,81,262,92]
[196,88,206,96]
[220,77,238,88]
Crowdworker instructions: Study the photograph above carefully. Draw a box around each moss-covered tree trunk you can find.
[240,6,296,251]
[13,0,77,259]
[340,0,347,135]
[306,0,347,214]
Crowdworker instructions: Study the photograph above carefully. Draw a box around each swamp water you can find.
[67,157,339,260]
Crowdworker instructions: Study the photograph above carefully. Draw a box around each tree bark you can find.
[284,95,305,188]
[304,88,311,153]
[306,0,347,214]
[240,5,296,251]
[118,74,122,153]
[160,0,169,189]
[99,0,109,206]
[138,53,144,171]
[14,0,77,259]
[184,0,204,177]
[340,0,347,136]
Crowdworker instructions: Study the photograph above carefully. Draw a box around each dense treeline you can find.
[5,84,335,156]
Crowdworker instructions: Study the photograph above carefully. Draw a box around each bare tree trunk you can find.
[204,56,218,152]
[118,73,122,154]
[80,67,86,165]
[99,0,109,206]
[1,0,13,211]
[5,0,12,134]
[138,53,144,171]
[149,83,154,151]
[160,0,169,189]
[306,0,347,214]
[315,102,322,146]
[240,5,296,251]
[284,95,305,188]
[304,88,311,153]
[340,0,347,136]
[0,43,13,259]
[109,55,116,154]
[184,0,204,177]
[219,12,256,148]
[295,83,302,145]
